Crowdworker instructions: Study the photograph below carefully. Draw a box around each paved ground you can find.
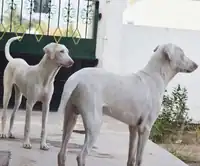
[0,110,188,166]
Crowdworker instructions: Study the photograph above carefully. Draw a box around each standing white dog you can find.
[1,36,74,150]
[57,43,198,166]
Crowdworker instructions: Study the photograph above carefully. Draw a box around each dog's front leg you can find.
[40,101,50,150]
[127,125,138,166]
[23,101,34,149]
[135,126,150,166]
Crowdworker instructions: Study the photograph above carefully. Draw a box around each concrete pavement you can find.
[0,110,188,166]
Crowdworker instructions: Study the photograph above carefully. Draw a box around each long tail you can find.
[58,76,79,113]
[5,36,22,61]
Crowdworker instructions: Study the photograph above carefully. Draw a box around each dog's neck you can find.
[37,55,61,86]
[142,54,177,88]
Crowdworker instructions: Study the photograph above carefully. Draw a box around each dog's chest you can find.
[38,90,51,102]
[34,84,53,102]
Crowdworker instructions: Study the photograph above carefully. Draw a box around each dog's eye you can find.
[60,50,64,53]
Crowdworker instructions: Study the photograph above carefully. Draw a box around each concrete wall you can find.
[96,0,200,121]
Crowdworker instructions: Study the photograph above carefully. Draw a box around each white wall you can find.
[96,0,200,121]
[124,0,200,31]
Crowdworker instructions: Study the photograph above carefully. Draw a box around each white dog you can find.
[57,43,198,166]
[1,36,74,150]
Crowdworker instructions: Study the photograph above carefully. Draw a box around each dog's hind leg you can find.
[76,106,103,166]
[8,85,22,139]
[58,101,78,166]
[0,73,13,138]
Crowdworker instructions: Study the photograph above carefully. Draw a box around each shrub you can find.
[150,84,191,143]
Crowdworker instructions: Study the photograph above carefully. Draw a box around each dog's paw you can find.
[40,143,50,151]
[23,142,32,149]
[8,133,15,139]
[0,133,7,139]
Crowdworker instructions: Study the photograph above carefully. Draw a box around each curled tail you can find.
[58,76,79,113]
[5,36,22,61]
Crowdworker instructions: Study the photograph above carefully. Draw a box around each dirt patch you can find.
[160,144,200,164]
[187,163,200,166]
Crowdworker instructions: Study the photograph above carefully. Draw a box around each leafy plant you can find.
[150,84,191,143]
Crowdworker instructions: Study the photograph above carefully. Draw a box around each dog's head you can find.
[153,43,198,73]
[43,42,74,68]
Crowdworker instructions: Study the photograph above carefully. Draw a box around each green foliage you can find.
[150,84,192,143]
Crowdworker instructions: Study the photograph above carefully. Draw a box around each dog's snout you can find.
[66,59,74,67]
[193,62,198,70]
[187,62,198,73]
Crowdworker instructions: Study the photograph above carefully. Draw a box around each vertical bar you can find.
[47,0,51,35]
[84,0,90,38]
[39,0,42,26]
[92,0,99,39]
[75,0,80,30]
[28,0,33,34]
[1,0,4,23]
[57,0,61,28]
[9,0,14,32]
[66,0,71,37]
[20,0,23,25]
[92,0,99,58]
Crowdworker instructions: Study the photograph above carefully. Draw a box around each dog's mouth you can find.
[183,63,198,73]
[60,62,74,68]
[184,69,191,73]
[65,63,73,68]
[182,68,196,73]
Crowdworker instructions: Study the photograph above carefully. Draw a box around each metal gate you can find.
[0,0,99,59]
[0,0,100,111]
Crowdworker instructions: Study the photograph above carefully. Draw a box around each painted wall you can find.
[96,0,200,121]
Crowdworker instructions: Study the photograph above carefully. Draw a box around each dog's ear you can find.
[43,43,56,60]
[162,44,173,61]
[153,45,159,52]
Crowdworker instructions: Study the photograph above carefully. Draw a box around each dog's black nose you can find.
[67,60,74,67]
[193,62,198,70]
